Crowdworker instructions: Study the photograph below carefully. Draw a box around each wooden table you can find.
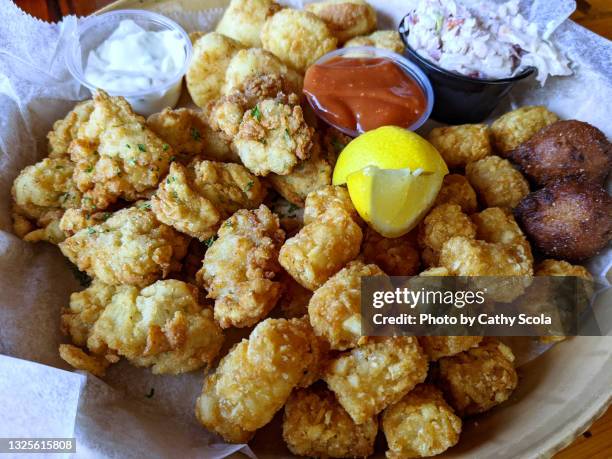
[10,1,612,457]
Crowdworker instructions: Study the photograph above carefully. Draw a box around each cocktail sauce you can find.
[303,56,427,134]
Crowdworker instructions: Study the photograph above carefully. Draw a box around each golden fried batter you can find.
[11,157,82,243]
[86,280,224,374]
[433,174,478,214]
[491,105,559,153]
[418,204,476,267]
[261,9,338,71]
[437,338,518,416]
[361,227,420,276]
[151,160,265,240]
[283,386,378,458]
[59,344,113,377]
[69,90,174,211]
[279,206,363,290]
[276,270,313,319]
[535,259,592,280]
[418,337,482,361]
[514,179,612,261]
[309,260,384,350]
[303,184,360,225]
[324,337,428,424]
[48,100,94,157]
[215,0,281,47]
[59,205,188,287]
[59,208,113,237]
[186,32,244,109]
[466,155,529,208]
[382,384,461,459]
[305,0,377,43]
[234,96,315,176]
[268,142,333,206]
[197,205,285,328]
[146,108,237,164]
[344,30,404,53]
[195,317,321,441]
[427,124,491,169]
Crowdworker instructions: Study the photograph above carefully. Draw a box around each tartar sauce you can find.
[84,19,187,114]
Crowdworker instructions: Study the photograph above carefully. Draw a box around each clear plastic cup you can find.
[65,9,192,116]
[304,46,434,137]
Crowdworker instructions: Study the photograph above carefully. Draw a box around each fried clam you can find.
[59,204,189,287]
[151,160,266,241]
[69,90,175,211]
[418,337,483,362]
[196,205,285,328]
[146,108,237,164]
[490,105,559,154]
[382,384,462,459]
[305,0,377,43]
[47,100,95,158]
[60,279,224,376]
[466,155,530,208]
[436,338,518,416]
[514,178,612,261]
[303,184,360,225]
[282,386,378,458]
[194,317,323,442]
[11,157,82,244]
[215,0,281,47]
[433,174,478,214]
[507,120,612,186]
[261,9,338,72]
[234,94,315,176]
[344,30,404,53]
[361,227,420,276]
[427,124,491,169]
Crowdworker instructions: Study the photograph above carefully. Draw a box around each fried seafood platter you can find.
[9,0,611,457]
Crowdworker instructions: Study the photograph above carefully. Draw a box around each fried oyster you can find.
[197,205,285,328]
[59,204,189,287]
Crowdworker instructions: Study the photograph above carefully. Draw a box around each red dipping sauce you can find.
[303,56,428,135]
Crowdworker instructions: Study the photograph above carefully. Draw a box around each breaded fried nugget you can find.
[361,227,420,276]
[418,204,476,267]
[344,30,405,53]
[324,337,428,424]
[86,280,224,374]
[471,207,533,267]
[305,0,377,43]
[437,338,518,416]
[466,155,529,208]
[216,0,281,47]
[61,279,117,347]
[303,184,359,225]
[59,208,113,237]
[535,259,592,279]
[514,179,612,261]
[279,207,363,290]
[151,160,265,240]
[433,174,478,213]
[59,205,188,287]
[491,105,559,153]
[223,48,303,97]
[382,384,462,459]
[48,100,94,157]
[261,9,337,72]
[59,344,113,377]
[507,120,612,186]
[268,142,333,206]
[69,90,174,211]
[235,96,315,176]
[427,124,491,169]
[186,32,244,109]
[197,205,285,328]
[146,108,237,163]
[195,317,321,441]
[418,337,482,361]
[11,157,82,243]
[283,386,378,458]
[309,260,384,350]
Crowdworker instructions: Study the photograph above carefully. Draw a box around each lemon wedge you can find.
[332,126,448,237]
[347,166,443,237]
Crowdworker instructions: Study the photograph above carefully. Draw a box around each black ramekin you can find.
[398,17,535,125]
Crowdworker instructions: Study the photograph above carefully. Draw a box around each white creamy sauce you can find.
[84,19,186,94]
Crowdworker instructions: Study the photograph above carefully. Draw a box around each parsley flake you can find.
[85,166,93,173]
[137,144,146,152]
[204,235,217,247]
[162,143,169,151]
[245,181,254,192]
[251,105,262,121]
[190,128,201,141]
